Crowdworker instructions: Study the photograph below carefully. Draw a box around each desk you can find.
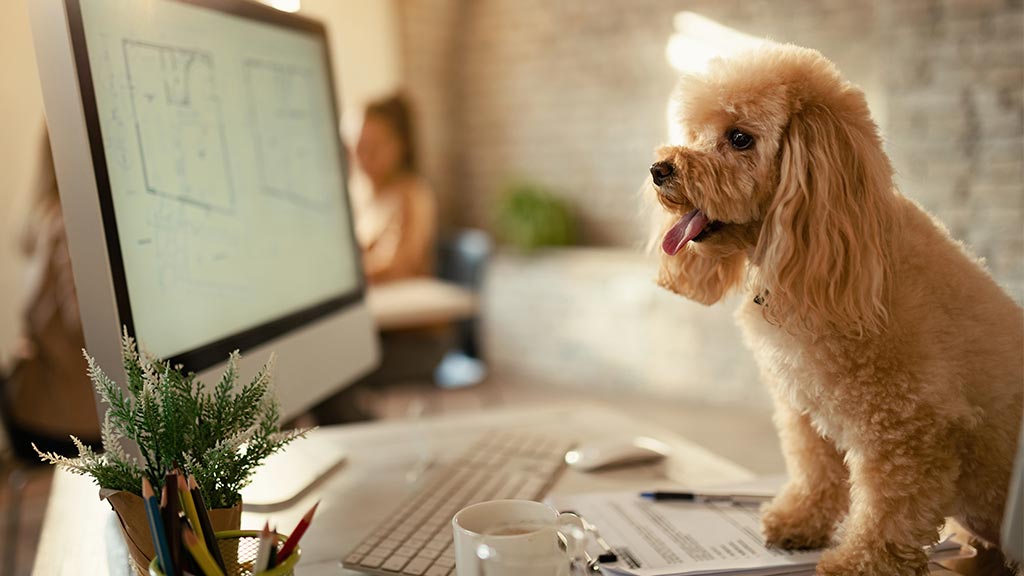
[366,278,477,331]
[31,404,962,575]
[32,404,748,575]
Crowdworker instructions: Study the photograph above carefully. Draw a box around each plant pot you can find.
[101,488,242,576]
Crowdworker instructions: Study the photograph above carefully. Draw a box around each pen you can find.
[639,491,772,505]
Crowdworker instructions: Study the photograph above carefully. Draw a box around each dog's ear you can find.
[655,213,747,305]
[753,94,896,335]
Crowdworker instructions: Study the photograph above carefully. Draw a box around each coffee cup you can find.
[452,499,585,576]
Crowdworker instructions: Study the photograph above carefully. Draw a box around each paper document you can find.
[549,491,969,576]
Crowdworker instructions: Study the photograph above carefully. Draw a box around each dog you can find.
[648,43,1023,575]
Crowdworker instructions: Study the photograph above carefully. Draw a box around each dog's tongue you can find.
[662,208,709,255]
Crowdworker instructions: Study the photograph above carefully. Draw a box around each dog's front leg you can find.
[762,400,849,549]
[816,432,956,576]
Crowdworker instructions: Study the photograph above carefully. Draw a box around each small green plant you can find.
[34,330,307,509]
[495,181,577,251]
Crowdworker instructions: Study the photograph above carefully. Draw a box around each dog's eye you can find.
[728,129,754,150]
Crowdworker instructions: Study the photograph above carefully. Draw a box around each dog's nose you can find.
[650,161,674,186]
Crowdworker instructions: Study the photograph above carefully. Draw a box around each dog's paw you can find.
[760,497,834,550]
[815,542,928,576]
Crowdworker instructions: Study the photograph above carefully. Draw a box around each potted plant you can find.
[495,180,578,252]
[34,330,307,574]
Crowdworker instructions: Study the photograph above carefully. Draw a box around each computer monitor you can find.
[1004,421,1023,562]
[27,0,379,421]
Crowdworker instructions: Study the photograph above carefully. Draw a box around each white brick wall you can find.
[880,0,1024,297]
[397,0,1023,301]
[395,0,463,232]
[395,0,1023,403]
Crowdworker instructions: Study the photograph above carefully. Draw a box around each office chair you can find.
[0,363,104,576]
[0,369,30,576]
[434,229,492,389]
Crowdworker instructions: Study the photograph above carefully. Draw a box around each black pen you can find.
[639,491,772,505]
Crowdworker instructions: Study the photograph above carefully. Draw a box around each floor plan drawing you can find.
[244,59,330,209]
[147,199,246,296]
[124,40,235,212]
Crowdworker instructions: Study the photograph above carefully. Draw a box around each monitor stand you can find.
[240,432,348,512]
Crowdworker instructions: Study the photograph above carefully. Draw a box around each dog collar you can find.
[753,290,769,306]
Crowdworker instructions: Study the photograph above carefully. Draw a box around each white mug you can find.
[452,499,585,576]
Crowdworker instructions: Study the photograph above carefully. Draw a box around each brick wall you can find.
[394,1,1022,405]
[396,0,1024,301]
[880,0,1024,299]
[394,0,463,231]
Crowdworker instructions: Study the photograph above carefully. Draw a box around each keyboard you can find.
[341,431,575,575]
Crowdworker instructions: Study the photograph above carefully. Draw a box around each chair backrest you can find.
[437,229,492,292]
[0,367,14,460]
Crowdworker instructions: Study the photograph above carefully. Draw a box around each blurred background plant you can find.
[495,181,577,252]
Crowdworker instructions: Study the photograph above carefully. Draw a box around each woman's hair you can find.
[365,93,418,174]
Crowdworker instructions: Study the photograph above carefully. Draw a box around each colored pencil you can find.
[253,522,274,573]
[188,475,227,572]
[277,501,318,562]
[183,527,226,576]
[143,477,175,576]
[162,473,183,576]
[177,474,205,575]
[177,475,205,544]
[174,468,200,575]
[267,525,279,569]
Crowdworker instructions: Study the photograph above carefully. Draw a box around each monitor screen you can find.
[68,0,362,368]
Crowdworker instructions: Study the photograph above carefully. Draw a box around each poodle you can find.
[648,43,1023,575]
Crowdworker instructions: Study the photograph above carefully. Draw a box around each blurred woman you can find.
[354,94,436,283]
[2,127,99,457]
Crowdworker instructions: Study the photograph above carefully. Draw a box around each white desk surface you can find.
[366,278,477,331]
[32,404,962,576]
[32,404,753,575]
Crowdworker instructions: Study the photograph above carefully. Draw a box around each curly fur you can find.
[649,43,1023,575]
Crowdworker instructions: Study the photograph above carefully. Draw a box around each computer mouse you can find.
[564,436,672,472]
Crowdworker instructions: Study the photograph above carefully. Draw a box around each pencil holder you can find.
[148,530,301,576]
